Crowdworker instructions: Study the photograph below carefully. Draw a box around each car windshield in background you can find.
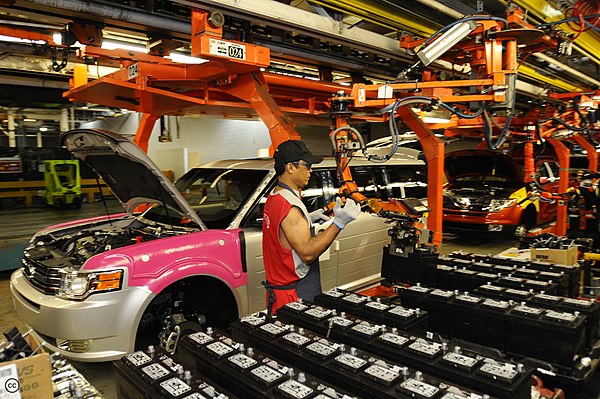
[175,168,269,229]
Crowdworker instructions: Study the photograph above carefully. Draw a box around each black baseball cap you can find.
[274,140,323,169]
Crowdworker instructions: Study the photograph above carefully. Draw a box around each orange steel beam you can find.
[397,106,444,248]
[0,26,58,44]
[545,137,571,236]
[221,71,301,154]
[134,114,160,152]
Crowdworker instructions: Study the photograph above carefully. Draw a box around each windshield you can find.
[174,168,269,229]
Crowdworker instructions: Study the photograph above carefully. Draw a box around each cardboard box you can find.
[530,246,579,266]
[0,334,52,399]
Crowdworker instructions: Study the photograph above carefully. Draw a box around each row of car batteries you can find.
[229,313,506,399]
[267,298,532,399]
[438,253,581,297]
[115,344,236,399]
[315,286,598,389]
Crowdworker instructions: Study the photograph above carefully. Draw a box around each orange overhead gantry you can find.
[60,6,592,250]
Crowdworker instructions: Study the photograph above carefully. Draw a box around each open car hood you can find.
[444,149,521,183]
[61,129,206,229]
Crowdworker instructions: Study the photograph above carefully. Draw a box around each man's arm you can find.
[280,206,341,264]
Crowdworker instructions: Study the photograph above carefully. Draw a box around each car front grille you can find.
[21,252,72,294]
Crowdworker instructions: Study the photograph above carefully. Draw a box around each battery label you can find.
[388,306,416,318]
[399,378,440,398]
[335,353,368,371]
[430,289,454,298]
[513,305,543,316]
[285,302,310,312]
[198,382,224,398]
[160,378,192,397]
[228,353,258,370]
[438,265,454,271]
[251,365,283,384]
[365,301,390,311]
[142,363,170,381]
[282,333,310,349]
[240,314,267,326]
[125,351,152,367]
[494,265,514,271]
[455,294,481,304]
[563,298,593,308]
[482,298,510,310]
[505,289,530,297]
[305,307,334,320]
[350,322,381,337]
[205,341,235,358]
[440,393,472,399]
[306,340,338,358]
[526,280,549,287]
[502,276,524,282]
[188,332,214,346]
[535,294,561,302]
[408,340,442,357]
[363,364,399,384]
[182,393,208,399]
[330,316,354,328]
[324,289,345,298]
[342,294,368,305]
[544,310,577,323]
[409,285,431,292]
[379,332,409,347]
[479,362,518,381]
[479,285,504,292]
[477,272,498,279]
[259,322,289,337]
[277,380,314,398]
[455,269,477,275]
[443,352,478,369]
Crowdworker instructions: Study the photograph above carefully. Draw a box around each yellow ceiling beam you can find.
[519,64,584,92]
[307,0,438,37]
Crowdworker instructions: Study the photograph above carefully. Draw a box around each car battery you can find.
[537,270,570,296]
[506,304,587,366]
[446,268,482,291]
[559,297,600,346]
[178,327,355,399]
[529,294,600,350]
[474,284,506,300]
[114,345,237,399]
[314,289,428,335]
[512,267,540,279]
[499,288,534,302]
[523,279,558,294]
[416,289,455,336]
[381,246,438,285]
[491,264,517,275]
[269,308,531,399]
[391,284,431,309]
[469,261,496,273]
[494,275,528,290]
[448,294,510,352]
[232,315,506,399]
[435,264,453,289]
[486,255,530,268]
[528,261,581,297]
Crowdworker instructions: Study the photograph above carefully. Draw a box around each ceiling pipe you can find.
[16,0,191,34]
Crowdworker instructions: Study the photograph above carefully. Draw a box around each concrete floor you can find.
[0,201,598,398]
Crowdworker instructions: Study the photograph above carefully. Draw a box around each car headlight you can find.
[486,198,517,213]
[58,269,123,300]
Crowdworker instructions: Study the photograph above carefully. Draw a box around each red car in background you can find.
[442,149,560,235]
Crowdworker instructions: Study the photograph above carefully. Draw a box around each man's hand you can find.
[332,198,362,229]
[309,208,331,224]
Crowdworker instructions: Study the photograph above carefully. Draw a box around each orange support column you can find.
[222,71,301,154]
[546,138,571,236]
[134,114,160,153]
[397,106,444,248]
